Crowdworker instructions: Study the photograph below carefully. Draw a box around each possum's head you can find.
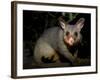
[59,17,85,47]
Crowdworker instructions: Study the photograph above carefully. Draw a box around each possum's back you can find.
[38,27,60,48]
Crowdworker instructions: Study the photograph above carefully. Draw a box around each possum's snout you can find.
[64,35,75,46]
[68,37,74,45]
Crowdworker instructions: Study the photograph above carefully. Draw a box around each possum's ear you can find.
[58,17,66,30]
[75,18,85,31]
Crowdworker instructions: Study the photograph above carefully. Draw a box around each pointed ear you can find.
[58,17,66,29]
[75,18,85,31]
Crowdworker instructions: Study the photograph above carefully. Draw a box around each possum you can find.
[33,17,85,67]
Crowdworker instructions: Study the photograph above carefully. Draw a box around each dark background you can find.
[23,10,91,69]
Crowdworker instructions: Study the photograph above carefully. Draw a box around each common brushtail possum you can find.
[33,17,85,67]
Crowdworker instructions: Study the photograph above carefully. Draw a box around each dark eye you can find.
[66,31,69,36]
[74,32,78,37]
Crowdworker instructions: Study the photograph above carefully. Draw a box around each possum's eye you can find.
[74,32,78,37]
[66,31,69,36]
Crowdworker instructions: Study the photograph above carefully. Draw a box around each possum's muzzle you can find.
[64,35,75,46]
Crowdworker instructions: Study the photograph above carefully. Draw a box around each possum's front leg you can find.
[57,46,77,65]
[74,50,78,59]
[58,46,76,65]
[58,33,77,65]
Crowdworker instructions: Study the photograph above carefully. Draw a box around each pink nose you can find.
[68,37,74,45]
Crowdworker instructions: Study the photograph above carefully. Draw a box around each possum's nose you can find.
[64,35,75,46]
[68,37,74,45]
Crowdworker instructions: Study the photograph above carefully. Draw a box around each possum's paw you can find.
[72,58,80,66]
[73,58,90,66]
